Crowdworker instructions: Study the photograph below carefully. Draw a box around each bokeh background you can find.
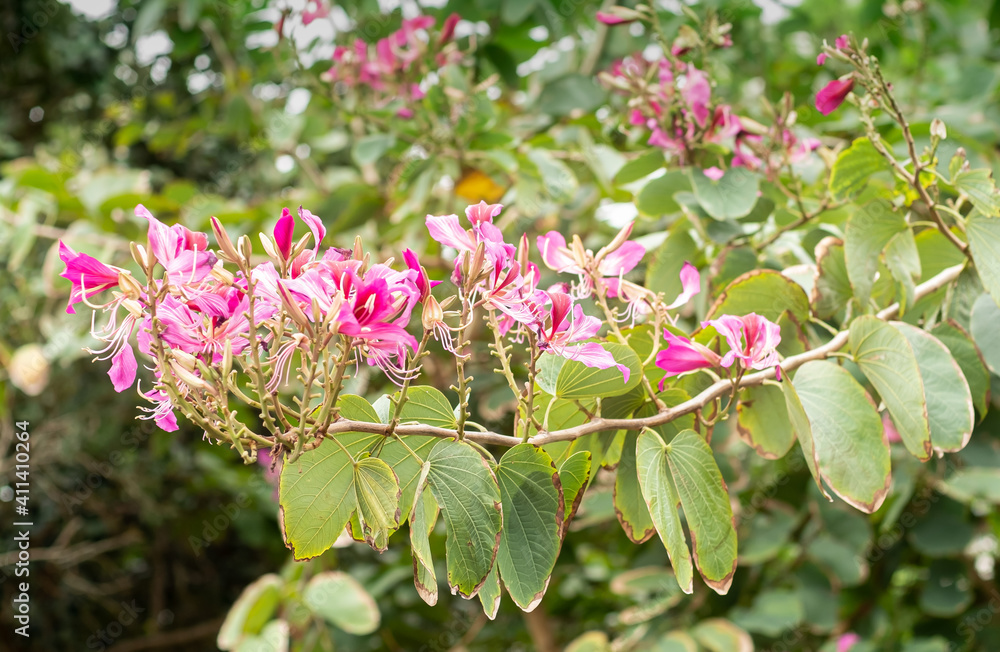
[2,0,1000,650]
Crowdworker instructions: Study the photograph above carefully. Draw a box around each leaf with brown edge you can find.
[478,563,502,620]
[614,431,656,544]
[736,384,796,460]
[558,451,592,537]
[409,468,438,606]
[706,268,810,324]
[496,444,564,611]
[354,456,401,552]
[663,430,738,595]
[792,360,891,513]
[425,439,502,600]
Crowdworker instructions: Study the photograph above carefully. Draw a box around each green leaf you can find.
[884,228,921,314]
[646,224,699,298]
[537,74,607,117]
[501,0,538,24]
[635,429,694,594]
[689,167,760,220]
[691,619,753,652]
[954,168,1000,216]
[706,269,810,323]
[930,321,991,417]
[966,212,1000,302]
[892,322,974,452]
[637,171,689,216]
[614,431,656,544]
[303,571,380,635]
[352,133,396,166]
[940,468,1000,504]
[527,149,578,203]
[354,457,401,552]
[920,560,973,617]
[909,497,975,557]
[495,444,563,611]
[729,589,804,637]
[735,384,796,460]
[829,137,892,198]
[811,237,852,319]
[970,293,1000,373]
[478,563,502,619]
[615,150,665,185]
[558,451,592,536]
[409,478,439,606]
[844,199,909,307]
[233,620,288,652]
[398,386,457,430]
[537,354,566,395]
[378,435,438,524]
[781,375,830,501]
[849,316,932,460]
[792,361,891,512]
[565,632,611,652]
[664,430,738,594]
[554,342,641,399]
[425,440,503,599]
[217,574,284,650]
[657,631,699,652]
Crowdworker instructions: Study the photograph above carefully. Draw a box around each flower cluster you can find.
[321,13,461,117]
[815,34,855,115]
[61,201,781,456]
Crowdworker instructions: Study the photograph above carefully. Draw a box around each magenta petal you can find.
[426,214,475,252]
[109,345,137,393]
[537,232,579,273]
[156,409,179,432]
[600,241,645,276]
[703,166,725,181]
[835,34,849,49]
[596,11,634,25]
[298,206,326,250]
[274,208,295,258]
[817,52,828,66]
[665,262,700,309]
[562,343,629,382]
[465,200,503,225]
[683,67,711,127]
[815,78,854,115]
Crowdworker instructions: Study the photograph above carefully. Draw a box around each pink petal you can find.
[655,330,721,387]
[702,166,725,181]
[837,633,861,652]
[835,35,849,49]
[600,241,645,276]
[682,67,711,127]
[274,207,295,258]
[665,262,700,309]
[596,11,635,25]
[537,232,580,273]
[298,206,326,250]
[817,52,828,66]
[465,200,503,225]
[815,78,854,115]
[426,214,475,252]
[560,343,630,382]
[109,345,137,393]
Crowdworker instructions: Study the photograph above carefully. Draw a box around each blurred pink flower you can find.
[816,78,854,115]
[837,632,861,652]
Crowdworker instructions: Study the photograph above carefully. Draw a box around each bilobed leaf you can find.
[637,170,690,216]
[966,211,1000,303]
[811,237,852,318]
[892,322,974,453]
[849,316,932,460]
[844,199,908,307]
[706,269,810,323]
[664,430,738,594]
[736,384,796,459]
[614,431,656,544]
[537,354,566,395]
[303,571,380,635]
[970,293,1000,373]
[792,361,891,511]
[425,439,502,599]
[616,150,665,185]
[555,342,641,399]
[781,375,830,501]
[495,444,563,611]
[218,574,283,650]
[409,476,439,606]
[279,399,382,559]
[635,428,694,594]
[353,457,401,551]
[954,168,1000,216]
[558,451,592,536]
[884,228,921,314]
[398,386,457,429]
[829,137,892,198]
[930,321,991,416]
[646,223,699,297]
[379,435,438,524]
[691,618,753,652]
[689,167,760,220]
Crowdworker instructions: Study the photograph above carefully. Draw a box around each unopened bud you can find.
[121,298,145,319]
[221,340,233,379]
[422,295,445,330]
[169,360,213,392]
[469,242,487,281]
[130,242,151,270]
[595,221,635,264]
[258,233,280,260]
[171,350,199,372]
[930,118,947,141]
[211,262,235,285]
[278,282,312,331]
[118,271,144,300]
[211,217,240,263]
[353,236,364,261]
[237,235,253,262]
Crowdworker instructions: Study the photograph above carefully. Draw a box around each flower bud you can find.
[169,360,214,392]
[171,350,199,372]
[930,118,947,141]
[237,235,253,262]
[118,271,144,300]
[130,242,151,270]
[211,262,235,285]
[259,233,280,260]
[421,295,445,330]
[595,221,635,264]
[211,217,240,263]
[8,344,49,396]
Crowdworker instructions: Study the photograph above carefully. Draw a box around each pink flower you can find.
[439,13,460,44]
[109,345,137,393]
[703,313,781,371]
[703,166,725,181]
[664,262,700,309]
[137,205,217,286]
[536,292,630,381]
[596,10,637,25]
[402,248,441,301]
[301,1,329,25]
[682,67,711,127]
[815,77,854,115]
[58,241,123,314]
[837,632,861,652]
[655,330,723,388]
[465,200,503,225]
[835,34,849,49]
[817,52,828,66]
[882,411,902,444]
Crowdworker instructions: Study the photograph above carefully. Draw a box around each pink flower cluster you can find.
[815,34,855,115]
[322,14,461,117]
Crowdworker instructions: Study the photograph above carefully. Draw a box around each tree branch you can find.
[312,263,965,450]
